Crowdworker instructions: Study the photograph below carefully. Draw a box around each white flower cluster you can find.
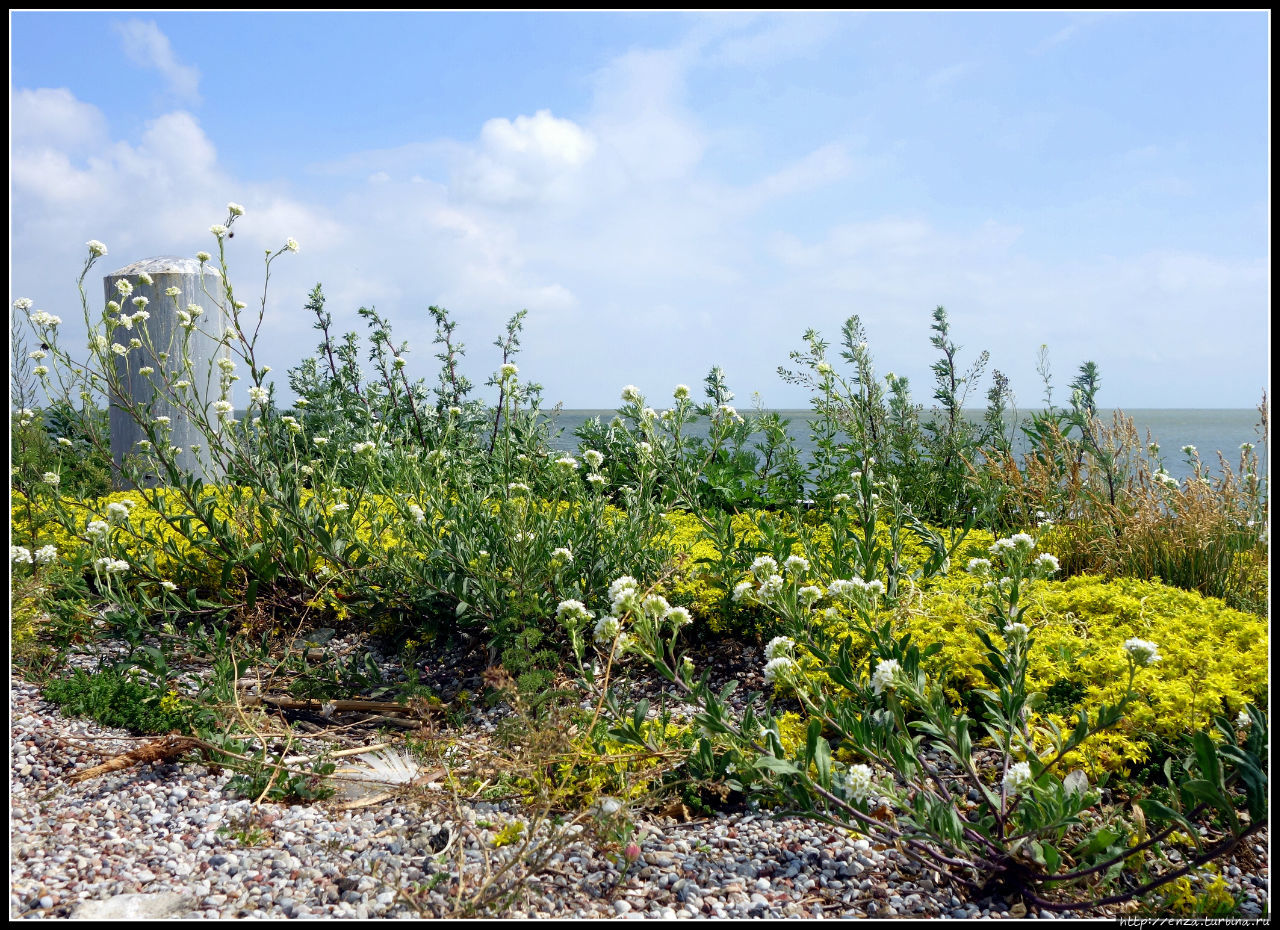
[966,557,992,577]
[990,533,1035,557]
[407,503,426,524]
[551,546,573,565]
[673,384,690,400]
[11,546,33,564]
[751,556,778,581]
[555,455,579,472]
[94,557,131,574]
[845,763,874,802]
[1123,638,1161,667]
[1034,553,1059,574]
[826,577,885,601]
[583,449,604,469]
[621,385,642,404]
[30,310,62,328]
[1004,622,1031,641]
[593,614,621,644]
[1003,761,1034,795]
[556,599,594,628]
[763,637,799,685]
[248,386,269,405]
[352,441,377,455]
[782,554,809,575]
[42,471,60,487]
[765,636,795,659]
[499,362,519,379]
[87,239,108,257]
[1153,470,1180,490]
[106,501,131,523]
[763,656,798,685]
[609,575,641,615]
[870,658,901,696]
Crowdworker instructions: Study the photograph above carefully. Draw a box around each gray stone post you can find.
[104,257,230,488]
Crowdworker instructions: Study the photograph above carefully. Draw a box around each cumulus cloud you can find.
[114,19,201,103]
[455,109,597,204]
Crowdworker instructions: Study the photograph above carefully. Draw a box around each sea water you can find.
[544,408,1265,483]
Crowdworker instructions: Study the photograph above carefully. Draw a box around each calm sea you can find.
[542,409,1266,483]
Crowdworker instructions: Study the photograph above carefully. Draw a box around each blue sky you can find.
[10,11,1269,409]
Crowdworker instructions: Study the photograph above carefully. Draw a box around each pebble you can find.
[8,672,1270,921]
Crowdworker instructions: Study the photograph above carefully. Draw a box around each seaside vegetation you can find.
[9,212,1269,914]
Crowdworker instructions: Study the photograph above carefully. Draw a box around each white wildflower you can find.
[35,545,58,564]
[1010,532,1035,552]
[593,615,621,644]
[30,310,62,327]
[556,599,594,627]
[87,240,108,257]
[1003,761,1034,795]
[765,636,795,660]
[1123,638,1161,667]
[751,555,779,581]
[798,585,824,606]
[870,658,901,696]
[11,546,33,564]
[666,606,692,629]
[782,554,809,576]
[1035,553,1060,574]
[763,656,798,685]
[846,764,874,802]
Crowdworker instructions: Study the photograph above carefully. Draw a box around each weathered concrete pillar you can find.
[104,257,230,488]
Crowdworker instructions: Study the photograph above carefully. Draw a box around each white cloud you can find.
[11,87,109,150]
[114,19,201,103]
[456,110,597,204]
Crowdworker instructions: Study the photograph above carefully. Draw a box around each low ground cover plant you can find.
[9,212,1269,915]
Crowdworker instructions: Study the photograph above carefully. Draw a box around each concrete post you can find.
[104,257,230,488]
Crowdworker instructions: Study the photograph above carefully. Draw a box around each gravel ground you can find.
[9,647,1271,920]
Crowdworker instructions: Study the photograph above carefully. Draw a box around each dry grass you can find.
[975,402,1268,613]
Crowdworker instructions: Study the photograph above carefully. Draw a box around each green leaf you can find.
[754,755,801,777]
